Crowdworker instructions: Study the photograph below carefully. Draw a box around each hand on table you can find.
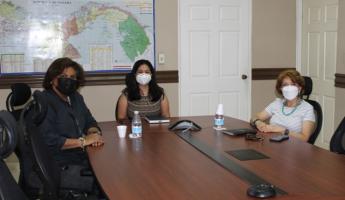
[256,121,285,133]
[85,133,104,147]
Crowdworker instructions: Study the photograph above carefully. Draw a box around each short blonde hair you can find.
[275,69,305,98]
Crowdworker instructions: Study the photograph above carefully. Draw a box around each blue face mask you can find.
[57,77,77,96]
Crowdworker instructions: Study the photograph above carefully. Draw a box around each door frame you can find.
[296,0,303,72]
[177,0,252,119]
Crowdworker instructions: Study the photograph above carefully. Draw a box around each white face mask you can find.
[282,85,299,100]
[136,73,151,85]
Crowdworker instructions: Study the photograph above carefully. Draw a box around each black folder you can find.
[221,128,257,136]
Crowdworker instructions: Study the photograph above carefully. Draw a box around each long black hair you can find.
[124,59,164,102]
[42,57,85,90]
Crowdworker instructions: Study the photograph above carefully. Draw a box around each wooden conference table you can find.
[87,116,345,200]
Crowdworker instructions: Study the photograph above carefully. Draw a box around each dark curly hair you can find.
[42,57,85,90]
[124,59,164,102]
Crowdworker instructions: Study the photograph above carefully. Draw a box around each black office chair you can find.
[20,91,61,200]
[5,84,42,199]
[302,76,323,144]
[330,117,345,154]
[20,91,96,200]
[114,95,121,121]
[14,117,42,200]
[0,110,29,200]
[6,83,32,121]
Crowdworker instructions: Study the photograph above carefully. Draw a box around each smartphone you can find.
[269,135,289,142]
[245,133,264,141]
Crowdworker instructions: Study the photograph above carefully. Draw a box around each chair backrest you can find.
[115,95,121,121]
[0,110,28,200]
[305,99,323,144]
[303,76,313,100]
[10,90,42,199]
[0,111,17,158]
[330,117,345,154]
[14,119,42,199]
[302,76,323,144]
[6,83,32,121]
[20,91,60,200]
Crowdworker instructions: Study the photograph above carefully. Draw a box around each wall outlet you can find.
[158,53,165,64]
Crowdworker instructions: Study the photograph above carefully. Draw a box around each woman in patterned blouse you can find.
[117,59,170,120]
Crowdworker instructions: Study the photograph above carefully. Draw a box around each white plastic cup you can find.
[117,125,127,138]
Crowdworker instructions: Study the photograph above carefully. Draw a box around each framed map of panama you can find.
[0,0,155,74]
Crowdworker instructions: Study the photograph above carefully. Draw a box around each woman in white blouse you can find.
[252,70,315,142]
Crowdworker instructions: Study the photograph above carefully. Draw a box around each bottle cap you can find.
[216,104,224,115]
[134,111,139,114]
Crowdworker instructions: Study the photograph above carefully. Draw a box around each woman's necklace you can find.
[281,99,301,116]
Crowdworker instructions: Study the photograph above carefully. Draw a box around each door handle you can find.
[241,74,248,80]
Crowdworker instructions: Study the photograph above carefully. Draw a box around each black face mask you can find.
[57,77,77,96]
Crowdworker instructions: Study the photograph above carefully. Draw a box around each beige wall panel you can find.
[251,80,276,117]
[251,0,296,121]
[79,85,123,122]
[252,0,296,68]
[0,89,11,110]
[335,88,345,127]
[160,83,179,117]
[155,0,178,70]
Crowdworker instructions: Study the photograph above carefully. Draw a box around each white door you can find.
[179,0,251,120]
[301,0,338,149]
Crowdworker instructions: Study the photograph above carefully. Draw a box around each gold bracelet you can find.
[78,137,85,150]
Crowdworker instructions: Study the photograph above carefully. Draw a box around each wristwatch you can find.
[251,119,261,128]
[283,129,289,136]
[79,137,85,150]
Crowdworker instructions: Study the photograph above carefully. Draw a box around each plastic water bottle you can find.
[214,104,224,130]
[131,111,142,137]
